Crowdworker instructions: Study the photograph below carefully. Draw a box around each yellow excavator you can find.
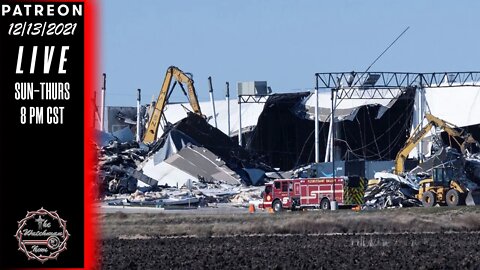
[143,66,203,143]
[394,113,480,207]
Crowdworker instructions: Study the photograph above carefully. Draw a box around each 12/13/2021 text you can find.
[8,22,77,36]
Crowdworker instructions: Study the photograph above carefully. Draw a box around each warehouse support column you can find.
[100,73,106,131]
[418,86,426,162]
[331,88,338,211]
[325,119,332,163]
[225,82,230,137]
[136,89,141,142]
[238,97,242,147]
[208,76,218,128]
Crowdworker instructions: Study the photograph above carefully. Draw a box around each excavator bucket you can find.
[465,190,480,206]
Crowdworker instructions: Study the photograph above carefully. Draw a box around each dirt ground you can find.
[100,207,480,269]
[101,233,480,269]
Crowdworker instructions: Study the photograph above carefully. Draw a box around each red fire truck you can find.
[261,176,364,212]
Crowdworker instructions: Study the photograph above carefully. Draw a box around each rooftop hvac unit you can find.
[237,81,269,96]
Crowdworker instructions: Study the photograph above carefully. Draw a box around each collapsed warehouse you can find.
[96,70,480,209]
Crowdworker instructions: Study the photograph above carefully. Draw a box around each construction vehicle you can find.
[143,66,203,143]
[260,176,364,212]
[394,113,480,207]
[417,165,477,207]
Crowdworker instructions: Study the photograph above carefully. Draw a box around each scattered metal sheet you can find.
[363,173,421,209]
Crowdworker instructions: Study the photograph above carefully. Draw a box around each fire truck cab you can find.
[261,177,364,212]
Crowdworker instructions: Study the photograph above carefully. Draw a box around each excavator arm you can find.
[394,113,478,174]
[143,66,202,143]
[394,121,434,174]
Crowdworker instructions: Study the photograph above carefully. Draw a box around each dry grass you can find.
[100,206,480,239]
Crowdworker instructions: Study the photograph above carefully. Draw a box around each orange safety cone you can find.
[249,204,256,213]
[267,207,274,214]
[352,205,361,212]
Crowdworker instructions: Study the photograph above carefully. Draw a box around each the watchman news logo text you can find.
[15,208,70,263]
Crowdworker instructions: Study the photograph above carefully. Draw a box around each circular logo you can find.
[14,208,70,263]
[47,236,61,249]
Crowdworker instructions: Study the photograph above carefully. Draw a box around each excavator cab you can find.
[432,167,454,186]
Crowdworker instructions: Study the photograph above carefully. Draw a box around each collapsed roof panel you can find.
[165,145,242,185]
[141,159,197,187]
[159,99,265,137]
[247,90,416,170]
[158,113,270,171]
[247,93,318,170]
[303,88,403,121]
[151,129,199,164]
[340,89,415,161]
[139,113,272,187]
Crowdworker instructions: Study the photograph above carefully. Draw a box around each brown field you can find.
[100,207,480,269]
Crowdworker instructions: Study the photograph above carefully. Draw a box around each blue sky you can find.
[101,0,479,106]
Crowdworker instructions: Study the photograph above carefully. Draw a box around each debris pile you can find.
[97,140,157,194]
[465,153,480,185]
[103,181,262,208]
[412,147,480,190]
[227,187,264,206]
[364,147,480,209]
[97,113,272,198]
[363,172,421,209]
[105,189,200,208]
